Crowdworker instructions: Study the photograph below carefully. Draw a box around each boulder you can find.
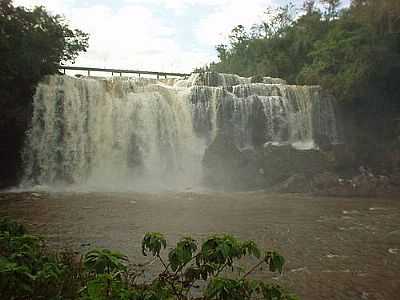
[270,174,311,193]
[202,132,262,190]
[330,143,356,175]
[312,172,400,197]
[312,172,340,191]
[260,143,332,187]
[202,132,243,189]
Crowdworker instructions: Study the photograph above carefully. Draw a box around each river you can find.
[1,191,399,300]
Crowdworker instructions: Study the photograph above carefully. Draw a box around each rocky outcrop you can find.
[260,144,333,187]
[202,137,334,191]
[312,171,400,197]
[202,132,263,190]
[269,174,312,193]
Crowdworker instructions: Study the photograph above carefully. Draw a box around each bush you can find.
[0,218,298,299]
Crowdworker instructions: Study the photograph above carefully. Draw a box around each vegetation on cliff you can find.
[211,0,400,103]
[209,0,400,172]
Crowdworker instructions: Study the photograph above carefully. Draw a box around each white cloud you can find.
[124,0,229,14]
[67,5,175,68]
[13,0,283,73]
[195,0,274,47]
[14,0,208,72]
[14,0,72,14]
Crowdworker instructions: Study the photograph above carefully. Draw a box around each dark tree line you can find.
[0,0,89,187]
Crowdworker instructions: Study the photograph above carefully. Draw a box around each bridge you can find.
[59,66,191,79]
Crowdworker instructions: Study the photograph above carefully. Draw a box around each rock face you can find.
[260,144,332,188]
[202,132,263,190]
[202,136,333,191]
[202,132,400,195]
[202,132,241,189]
[312,172,400,197]
[269,174,312,193]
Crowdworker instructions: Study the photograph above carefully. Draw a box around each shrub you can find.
[0,218,298,299]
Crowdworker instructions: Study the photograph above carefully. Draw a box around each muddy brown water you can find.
[0,191,399,300]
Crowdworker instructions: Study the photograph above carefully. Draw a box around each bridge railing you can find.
[59,66,190,79]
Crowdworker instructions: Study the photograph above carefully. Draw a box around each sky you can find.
[14,0,350,73]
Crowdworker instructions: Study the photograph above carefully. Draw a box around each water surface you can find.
[1,191,399,300]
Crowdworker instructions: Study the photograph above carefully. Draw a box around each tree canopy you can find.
[210,0,400,104]
[0,0,89,92]
[0,0,89,187]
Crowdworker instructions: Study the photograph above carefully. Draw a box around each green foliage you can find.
[0,217,27,236]
[265,251,285,273]
[251,74,264,83]
[84,248,128,275]
[0,0,89,89]
[197,234,261,268]
[258,283,300,300]
[205,277,257,300]
[139,233,291,300]
[0,218,297,300]
[0,1,89,187]
[210,0,400,103]
[168,237,197,272]
[208,0,400,152]
[142,232,167,257]
[0,217,80,299]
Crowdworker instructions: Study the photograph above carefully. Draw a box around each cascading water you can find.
[22,72,339,190]
[188,73,339,149]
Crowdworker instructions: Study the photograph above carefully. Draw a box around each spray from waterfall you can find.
[22,72,339,191]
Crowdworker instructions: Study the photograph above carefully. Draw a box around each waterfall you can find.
[22,72,339,190]
[186,73,339,149]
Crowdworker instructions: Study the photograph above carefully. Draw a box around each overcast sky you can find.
[14,0,350,73]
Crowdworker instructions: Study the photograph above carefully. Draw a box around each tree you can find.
[350,0,400,34]
[208,0,400,169]
[0,0,89,188]
[297,19,375,100]
[303,0,316,16]
[0,1,89,91]
[320,0,341,20]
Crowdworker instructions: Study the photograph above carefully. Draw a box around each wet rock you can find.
[270,174,311,193]
[260,144,332,187]
[312,172,340,191]
[313,171,400,197]
[202,132,262,190]
[330,143,356,174]
[389,173,400,186]
[202,132,244,189]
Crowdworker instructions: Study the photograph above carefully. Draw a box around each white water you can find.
[22,72,339,190]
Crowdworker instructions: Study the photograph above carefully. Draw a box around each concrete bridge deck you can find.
[59,65,190,79]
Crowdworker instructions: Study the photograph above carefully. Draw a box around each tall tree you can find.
[321,0,341,20]
[0,0,89,187]
[0,1,89,90]
[350,0,400,34]
[303,0,316,16]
